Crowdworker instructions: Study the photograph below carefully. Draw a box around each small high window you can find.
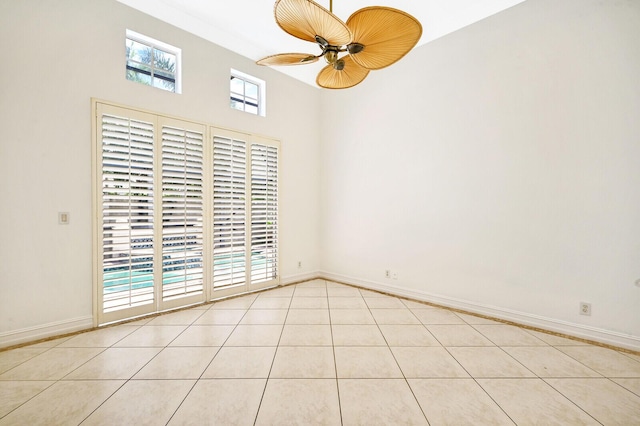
[126,30,181,93]
[230,70,266,116]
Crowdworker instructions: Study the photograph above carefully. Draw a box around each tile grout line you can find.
[460,317,572,423]
[77,307,211,424]
[326,279,345,426]
[609,377,640,399]
[466,322,542,379]
[361,290,431,425]
[163,301,253,425]
[456,316,625,424]
[1,323,150,422]
[0,380,57,421]
[552,346,619,378]
[426,313,518,425]
[3,279,640,424]
[540,378,605,425]
[80,296,254,423]
[535,345,640,424]
[252,285,294,426]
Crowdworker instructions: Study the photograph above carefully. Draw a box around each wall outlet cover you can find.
[579,302,591,316]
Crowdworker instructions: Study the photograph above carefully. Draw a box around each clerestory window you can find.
[230,69,266,116]
[126,30,181,93]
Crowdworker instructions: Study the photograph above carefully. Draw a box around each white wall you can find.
[320,0,640,349]
[2,0,639,351]
[0,0,321,346]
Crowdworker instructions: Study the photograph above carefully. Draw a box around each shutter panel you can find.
[212,135,247,289]
[101,113,155,313]
[96,102,281,323]
[161,124,204,301]
[250,143,278,283]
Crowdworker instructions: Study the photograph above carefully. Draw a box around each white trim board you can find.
[0,316,93,349]
[280,270,322,286]
[0,272,321,350]
[320,271,640,352]
[3,273,638,352]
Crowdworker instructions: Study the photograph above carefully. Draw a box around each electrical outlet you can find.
[392,272,398,280]
[385,270,390,279]
[58,212,70,225]
[579,302,591,316]
[297,261,302,269]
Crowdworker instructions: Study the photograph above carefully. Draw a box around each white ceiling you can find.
[117,0,525,87]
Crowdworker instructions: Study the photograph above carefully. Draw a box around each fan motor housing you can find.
[347,43,364,54]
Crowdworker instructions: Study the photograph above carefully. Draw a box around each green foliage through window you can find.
[126,35,178,93]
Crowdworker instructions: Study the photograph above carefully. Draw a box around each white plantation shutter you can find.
[250,143,278,283]
[161,123,204,302]
[212,134,247,289]
[101,112,155,314]
[95,102,279,323]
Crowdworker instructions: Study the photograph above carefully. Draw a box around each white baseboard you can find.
[0,316,93,349]
[320,271,640,352]
[4,273,638,352]
[0,273,322,350]
[280,270,321,286]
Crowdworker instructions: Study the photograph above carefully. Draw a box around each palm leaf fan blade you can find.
[316,55,369,89]
[274,0,352,45]
[257,53,319,66]
[347,7,422,70]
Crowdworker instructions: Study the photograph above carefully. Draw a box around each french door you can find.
[211,129,279,299]
[94,102,278,324]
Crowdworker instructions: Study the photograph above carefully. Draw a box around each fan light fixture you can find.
[257,0,422,89]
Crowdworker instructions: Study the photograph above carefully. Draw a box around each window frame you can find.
[230,69,266,117]
[126,29,182,94]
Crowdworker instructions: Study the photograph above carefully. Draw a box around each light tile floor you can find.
[1,279,640,425]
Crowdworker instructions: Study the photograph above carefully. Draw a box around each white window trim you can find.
[231,68,266,117]
[126,29,182,94]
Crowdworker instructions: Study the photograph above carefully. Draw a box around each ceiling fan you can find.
[256,0,422,89]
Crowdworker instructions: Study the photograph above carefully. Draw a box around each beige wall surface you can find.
[0,0,321,344]
[319,0,640,348]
